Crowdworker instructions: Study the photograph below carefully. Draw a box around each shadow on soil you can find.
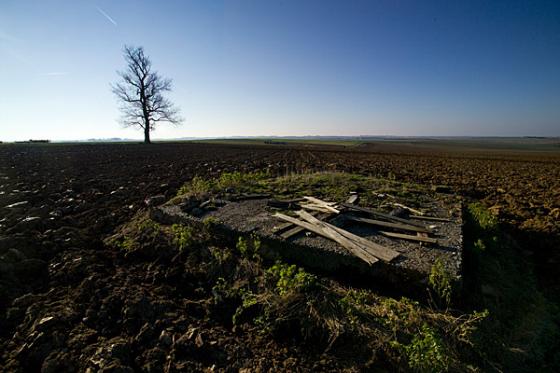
[461,203,560,372]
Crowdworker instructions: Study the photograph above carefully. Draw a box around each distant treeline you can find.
[14,139,51,143]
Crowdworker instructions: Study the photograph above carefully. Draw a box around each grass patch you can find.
[176,171,270,198]
[175,171,431,212]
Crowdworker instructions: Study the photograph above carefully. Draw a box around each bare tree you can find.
[112,45,183,143]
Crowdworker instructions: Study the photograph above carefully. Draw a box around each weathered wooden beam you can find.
[391,202,424,216]
[348,216,430,234]
[345,194,359,204]
[278,212,331,238]
[274,213,379,265]
[379,231,438,244]
[303,196,337,206]
[272,210,316,234]
[299,204,334,213]
[341,203,427,228]
[297,211,400,262]
[302,196,340,213]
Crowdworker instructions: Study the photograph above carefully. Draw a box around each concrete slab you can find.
[152,193,463,295]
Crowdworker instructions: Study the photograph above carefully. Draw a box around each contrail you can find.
[95,6,117,26]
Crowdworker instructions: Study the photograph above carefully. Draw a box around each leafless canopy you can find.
[112,45,183,143]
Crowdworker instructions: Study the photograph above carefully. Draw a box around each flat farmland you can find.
[1,141,559,371]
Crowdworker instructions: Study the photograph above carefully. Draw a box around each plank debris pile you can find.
[271,195,442,265]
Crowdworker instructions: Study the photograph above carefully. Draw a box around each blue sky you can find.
[1,0,559,141]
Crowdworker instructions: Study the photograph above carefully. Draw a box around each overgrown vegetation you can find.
[176,171,270,198]
[176,171,430,211]
[107,174,560,371]
[205,252,488,371]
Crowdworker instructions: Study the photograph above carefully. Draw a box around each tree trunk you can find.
[144,125,151,144]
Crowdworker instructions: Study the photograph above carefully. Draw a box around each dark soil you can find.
[1,141,559,371]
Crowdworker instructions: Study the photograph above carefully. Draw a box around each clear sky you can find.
[1,0,559,141]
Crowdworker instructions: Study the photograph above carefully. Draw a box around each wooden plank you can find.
[379,231,438,244]
[272,210,319,234]
[299,204,334,213]
[303,196,337,206]
[302,196,340,213]
[341,203,427,229]
[348,216,430,234]
[409,215,452,222]
[297,211,400,262]
[391,202,424,216]
[274,213,379,265]
[280,225,305,239]
[272,221,296,234]
[278,212,331,238]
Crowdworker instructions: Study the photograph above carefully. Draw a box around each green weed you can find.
[138,218,161,239]
[338,289,371,324]
[266,261,318,296]
[429,259,453,307]
[171,224,194,251]
[203,216,219,228]
[236,234,261,260]
[395,323,450,372]
[117,236,135,251]
[216,171,269,191]
[177,175,213,197]
[232,288,259,325]
[468,202,498,232]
